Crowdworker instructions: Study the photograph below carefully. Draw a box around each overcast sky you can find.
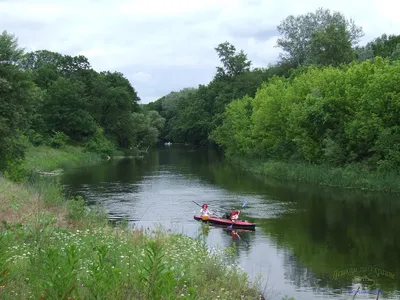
[1,0,399,104]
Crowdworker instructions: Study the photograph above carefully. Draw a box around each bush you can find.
[84,127,114,157]
[26,130,44,146]
[48,131,69,149]
[3,159,27,182]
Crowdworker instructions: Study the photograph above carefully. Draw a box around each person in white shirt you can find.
[200,203,211,216]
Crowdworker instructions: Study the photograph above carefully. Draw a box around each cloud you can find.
[1,0,399,103]
[131,72,152,84]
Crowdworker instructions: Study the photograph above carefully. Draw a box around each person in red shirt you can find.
[229,207,240,222]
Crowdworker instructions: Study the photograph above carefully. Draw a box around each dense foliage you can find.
[0,31,164,177]
[146,8,400,175]
[212,58,400,173]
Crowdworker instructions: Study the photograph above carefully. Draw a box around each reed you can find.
[229,155,400,195]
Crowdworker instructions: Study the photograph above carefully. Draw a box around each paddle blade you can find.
[242,201,247,208]
[228,225,233,229]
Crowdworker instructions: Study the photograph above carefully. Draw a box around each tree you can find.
[370,34,400,58]
[309,23,354,66]
[354,44,374,62]
[391,44,400,60]
[214,42,252,78]
[21,50,63,70]
[0,30,24,64]
[354,34,400,62]
[0,31,38,174]
[100,71,140,111]
[132,111,165,149]
[276,8,364,66]
[42,77,97,141]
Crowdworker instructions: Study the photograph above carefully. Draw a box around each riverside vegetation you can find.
[0,174,270,299]
[146,8,400,194]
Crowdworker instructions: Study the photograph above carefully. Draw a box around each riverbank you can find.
[228,155,400,195]
[22,145,104,174]
[0,146,272,300]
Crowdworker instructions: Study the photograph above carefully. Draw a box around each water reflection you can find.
[62,144,400,299]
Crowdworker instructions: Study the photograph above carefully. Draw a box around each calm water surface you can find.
[62,145,400,300]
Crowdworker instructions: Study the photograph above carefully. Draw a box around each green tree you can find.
[0,31,39,174]
[42,77,97,141]
[99,86,136,148]
[309,23,354,66]
[100,71,140,112]
[214,41,252,78]
[356,34,400,62]
[276,7,364,66]
[210,95,253,157]
[132,110,165,149]
[0,30,24,64]
[370,34,400,58]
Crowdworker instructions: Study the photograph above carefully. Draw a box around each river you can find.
[61,144,400,300]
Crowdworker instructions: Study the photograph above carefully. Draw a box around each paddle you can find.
[192,200,202,208]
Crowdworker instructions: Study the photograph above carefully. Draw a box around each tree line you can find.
[0,31,165,177]
[146,7,400,173]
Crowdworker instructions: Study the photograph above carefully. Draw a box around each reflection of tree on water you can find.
[260,194,400,296]
[281,250,321,287]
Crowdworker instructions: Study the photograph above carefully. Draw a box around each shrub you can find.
[49,131,69,149]
[84,127,114,157]
[26,130,44,146]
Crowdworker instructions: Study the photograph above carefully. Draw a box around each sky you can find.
[1,0,399,104]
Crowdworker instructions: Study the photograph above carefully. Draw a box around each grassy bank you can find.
[229,155,400,194]
[0,176,269,300]
[0,147,277,300]
[22,145,104,174]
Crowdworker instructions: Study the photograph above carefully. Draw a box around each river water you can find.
[62,144,400,300]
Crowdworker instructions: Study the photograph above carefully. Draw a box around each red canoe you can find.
[193,215,256,230]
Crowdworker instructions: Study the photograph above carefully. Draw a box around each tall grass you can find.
[229,155,400,195]
[22,145,103,174]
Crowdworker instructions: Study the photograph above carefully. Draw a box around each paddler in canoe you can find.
[200,203,212,220]
[222,207,241,222]
[229,207,241,222]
